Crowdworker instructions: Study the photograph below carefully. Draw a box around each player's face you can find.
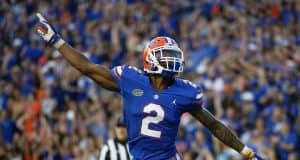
[154,49,182,59]
[115,126,127,141]
[154,49,183,70]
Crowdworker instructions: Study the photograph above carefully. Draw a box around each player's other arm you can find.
[189,109,244,151]
[35,13,118,91]
[189,108,264,160]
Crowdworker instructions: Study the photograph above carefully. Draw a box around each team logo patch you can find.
[132,89,144,96]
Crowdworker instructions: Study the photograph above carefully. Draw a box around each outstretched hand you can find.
[36,13,65,48]
[245,153,265,160]
[241,146,265,160]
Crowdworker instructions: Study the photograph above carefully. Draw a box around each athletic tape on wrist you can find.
[240,145,254,157]
[54,38,65,49]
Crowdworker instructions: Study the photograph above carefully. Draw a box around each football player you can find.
[36,13,264,160]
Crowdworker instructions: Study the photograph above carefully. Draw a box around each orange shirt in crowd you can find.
[24,100,41,141]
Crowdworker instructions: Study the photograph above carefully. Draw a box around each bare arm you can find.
[35,13,118,92]
[189,108,244,152]
[57,44,119,91]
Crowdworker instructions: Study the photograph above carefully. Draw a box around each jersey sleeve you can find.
[184,85,205,112]
[110,65,143,93]
[110,65,125,89]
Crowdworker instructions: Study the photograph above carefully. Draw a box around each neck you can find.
[115,137,127,144]
[149,74,174,91]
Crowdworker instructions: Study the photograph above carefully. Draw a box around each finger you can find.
[36,13,47,22]
[37,29,45,35]
[37,22,48,34]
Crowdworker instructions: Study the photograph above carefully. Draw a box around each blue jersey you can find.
[111,65,203,160]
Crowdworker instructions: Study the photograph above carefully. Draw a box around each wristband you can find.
[240,145,254,157]
[48,34,65,49]
[54,38,65,49]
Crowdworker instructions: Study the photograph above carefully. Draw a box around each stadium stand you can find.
[0,0,299,159]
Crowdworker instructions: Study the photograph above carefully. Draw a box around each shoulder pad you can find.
[127,65,143,74]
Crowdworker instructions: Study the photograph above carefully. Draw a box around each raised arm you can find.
[57,44,118,91]
[189,108,264,160]
[36,13,118,91]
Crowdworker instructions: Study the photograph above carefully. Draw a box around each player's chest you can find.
[122,81,188,114]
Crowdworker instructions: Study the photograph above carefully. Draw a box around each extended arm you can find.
[189,108,244,152]
[57,44,118,91]
[189,108,262,159]
[36,13,118,91]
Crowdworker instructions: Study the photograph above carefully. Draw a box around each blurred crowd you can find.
[0,0,300,160]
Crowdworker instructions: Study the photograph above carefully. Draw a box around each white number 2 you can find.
[141,103,165,138]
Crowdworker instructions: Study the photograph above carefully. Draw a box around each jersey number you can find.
[141,103,165,138]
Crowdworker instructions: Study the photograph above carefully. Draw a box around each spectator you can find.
[0,0,299,159]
